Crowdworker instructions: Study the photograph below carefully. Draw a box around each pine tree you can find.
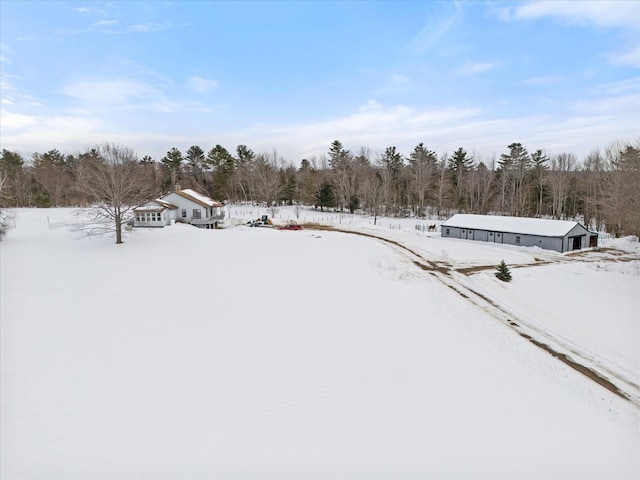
[495,260,512,282]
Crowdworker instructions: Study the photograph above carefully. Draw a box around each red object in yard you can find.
[279,224,302,230]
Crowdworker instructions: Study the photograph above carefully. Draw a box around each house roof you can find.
[173,189,224,208]
[133,198,178,212]
[153,198,178,209]
[441,214,588,237]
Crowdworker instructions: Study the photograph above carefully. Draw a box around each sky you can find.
[1,0,639,165]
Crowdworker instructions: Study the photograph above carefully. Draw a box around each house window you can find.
[182,209,187,218]
[193,209,201,219]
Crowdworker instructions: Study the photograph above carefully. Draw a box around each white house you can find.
[133,188,225,229]
[441,214,598,253]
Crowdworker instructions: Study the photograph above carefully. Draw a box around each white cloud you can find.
[389,74,409,85]
[520,75,564,86]
[406,1,462,53]
[456,62,499,75]
[185,76,219,93]
[127,22,171,33]
[593,77,640,95]
[94,19,119,26]
[59,78,160,106]
[2,90,637,165]
[359,100,382,112]
[502,1,639,28]
[0,43,10,63]
[608,44,640,68]
[0,109,38,129]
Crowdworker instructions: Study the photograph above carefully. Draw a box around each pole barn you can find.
[440,214,598,253]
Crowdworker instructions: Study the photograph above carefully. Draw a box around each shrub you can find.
[495,260,512,282]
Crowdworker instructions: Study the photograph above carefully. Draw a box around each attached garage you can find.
[440,214,598,253]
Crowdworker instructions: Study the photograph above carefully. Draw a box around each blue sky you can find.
[1,1,638,164]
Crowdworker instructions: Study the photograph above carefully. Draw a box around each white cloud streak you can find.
[608,44,640,68]
[456,62,499,75]
[185,76,219,93]
[503,1,640,28]
[406,1,462,54]
[59,78,161,106]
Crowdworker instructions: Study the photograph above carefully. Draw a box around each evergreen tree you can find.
[0,149,25,207]
[315,181,335,211]
[161,147,183,190]
[530,149,549,217]
[185,145,206,184]
[233,144,255,202]
[495,260,512,282]
[328,140,349,169]
[447,147,473,211]
[206,145,235,199]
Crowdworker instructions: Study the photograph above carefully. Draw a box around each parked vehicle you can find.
[247,215,273,227]
[279,223,302,231]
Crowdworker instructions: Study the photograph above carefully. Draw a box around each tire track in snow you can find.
[305,224,640,406]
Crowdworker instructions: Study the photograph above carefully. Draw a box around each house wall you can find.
[162,193,205,224]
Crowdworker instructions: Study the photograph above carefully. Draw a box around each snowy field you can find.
[1,207,639,479]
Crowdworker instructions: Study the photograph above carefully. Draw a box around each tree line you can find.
[0,139,638,237]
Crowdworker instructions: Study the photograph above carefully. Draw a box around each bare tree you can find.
[253,150,282,207]
[581,149,605,230]
[467,160,493,215]
[361,167,384,224]
[548,152,577,219]
[600,141,640,237]
[408,143,437,216]
[75,143,154,244]
[433,156,450,217]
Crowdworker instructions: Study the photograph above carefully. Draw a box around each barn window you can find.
[446,228,450,235]
[515,236,521,245]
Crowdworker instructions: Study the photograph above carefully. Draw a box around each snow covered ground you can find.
[1,206,639,479]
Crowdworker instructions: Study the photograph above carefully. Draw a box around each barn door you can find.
[466,229,474,240]
[570,236,583,251]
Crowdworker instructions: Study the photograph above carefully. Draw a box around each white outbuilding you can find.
[440,214,598,253]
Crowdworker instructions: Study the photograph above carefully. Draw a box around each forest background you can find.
[0,137,638,238]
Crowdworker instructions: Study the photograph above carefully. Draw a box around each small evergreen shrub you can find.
[495,260,512,282]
